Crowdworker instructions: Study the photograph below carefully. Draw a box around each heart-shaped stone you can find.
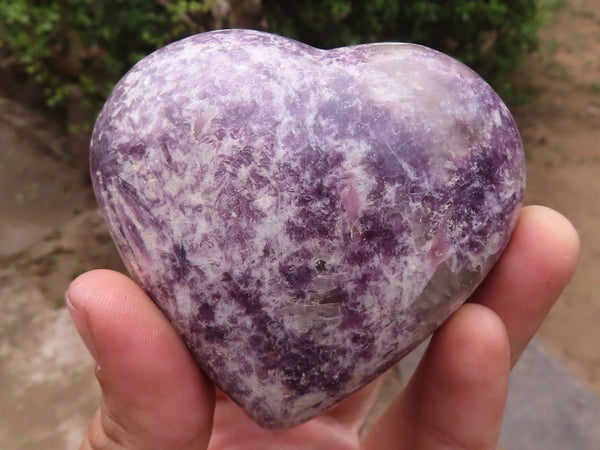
[90,29,525,429]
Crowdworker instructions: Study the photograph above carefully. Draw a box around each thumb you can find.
[67,269,215,449]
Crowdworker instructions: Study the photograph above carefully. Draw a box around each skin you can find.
[67,205,579,449]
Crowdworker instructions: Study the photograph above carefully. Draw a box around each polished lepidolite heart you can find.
[90,29,525,429]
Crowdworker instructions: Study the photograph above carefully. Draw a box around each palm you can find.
[208,383,381,449]
[211,400,359,449]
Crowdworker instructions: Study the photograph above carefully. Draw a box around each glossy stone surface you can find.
[90,29,525,429]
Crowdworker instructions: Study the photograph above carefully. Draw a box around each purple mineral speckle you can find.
[90,29,525,429]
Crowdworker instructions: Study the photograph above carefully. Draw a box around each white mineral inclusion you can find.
[90,29,526,429]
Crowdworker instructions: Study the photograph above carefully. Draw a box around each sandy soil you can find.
[0,1,598,448]
[512,0,600,395]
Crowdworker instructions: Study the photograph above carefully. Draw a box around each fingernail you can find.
[66,291,100,363]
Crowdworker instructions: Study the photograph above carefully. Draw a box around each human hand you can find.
[67,205,579,449]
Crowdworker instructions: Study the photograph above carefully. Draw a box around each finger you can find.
[363,303,510,449]
[67,269,215,450]
[469,205,580,364]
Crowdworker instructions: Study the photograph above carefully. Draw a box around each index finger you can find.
[469,205,579,365]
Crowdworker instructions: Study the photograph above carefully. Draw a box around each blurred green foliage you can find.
[263,0,542,99]
[0,0,213,109]
[0,0,541,113]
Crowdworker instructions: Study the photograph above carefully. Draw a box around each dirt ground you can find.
[512,0,600,395]
[0,1,599,448]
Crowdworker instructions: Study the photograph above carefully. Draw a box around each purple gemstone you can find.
[90,29,525,429]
